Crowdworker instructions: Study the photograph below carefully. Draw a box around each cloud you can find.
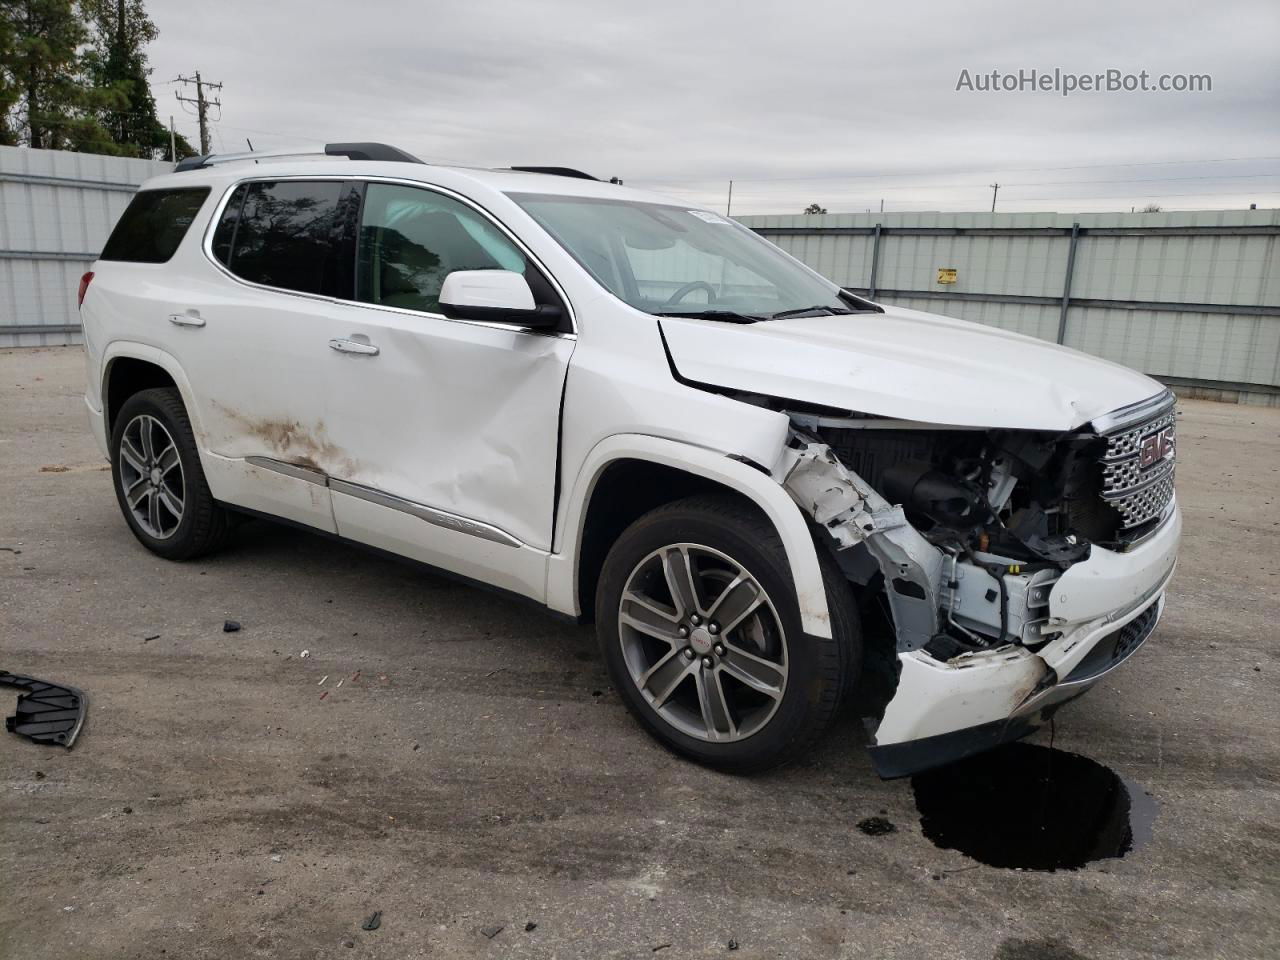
[146,0,1280,213]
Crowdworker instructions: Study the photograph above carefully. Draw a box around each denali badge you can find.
[1138,427,1175,469]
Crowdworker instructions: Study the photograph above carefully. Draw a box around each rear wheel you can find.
[596,494,860,772]
[110,388,232,560]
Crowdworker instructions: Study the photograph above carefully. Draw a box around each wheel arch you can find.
[547,435,833,638]
[101,342,202,439]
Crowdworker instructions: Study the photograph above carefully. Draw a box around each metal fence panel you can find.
[1,145,171,347]
[740,209,1280,395]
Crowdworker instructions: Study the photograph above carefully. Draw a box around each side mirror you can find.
[439,270,561,329]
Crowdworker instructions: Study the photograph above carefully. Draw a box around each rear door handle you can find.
[328,337,380,356]
[168,313,205,328]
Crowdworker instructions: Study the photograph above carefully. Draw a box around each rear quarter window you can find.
[218,180,347,296]
[100,188,211,263]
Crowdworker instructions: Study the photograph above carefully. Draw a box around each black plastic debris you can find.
[223,620,242,633]
[856,816,896,836]
[1,671,87,748]
[361,911,382,931]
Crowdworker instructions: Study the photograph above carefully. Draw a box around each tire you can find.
[110,387,233,560]
[595,493,860,773]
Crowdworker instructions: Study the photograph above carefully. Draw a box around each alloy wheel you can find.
[617,543,788,743]
[118,414,185,540]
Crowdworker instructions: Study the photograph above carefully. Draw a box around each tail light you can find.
[78,271,95,308]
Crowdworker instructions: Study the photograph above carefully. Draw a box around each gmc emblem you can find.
[1138,427,1175,469]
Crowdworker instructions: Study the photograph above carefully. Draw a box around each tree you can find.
[0,0,116,151]
[803,203,827,215]
[1140,203,1162,213]
[81,0,186,158]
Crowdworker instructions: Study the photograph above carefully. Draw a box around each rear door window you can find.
[220,180,346,296]
[100,187,211,263]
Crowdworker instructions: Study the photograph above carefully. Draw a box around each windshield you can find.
[509,193,860,320]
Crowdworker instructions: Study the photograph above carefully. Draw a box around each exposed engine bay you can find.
[773,407,1175,663]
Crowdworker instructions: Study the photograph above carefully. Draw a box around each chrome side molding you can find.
[242,456,523,548]
[245,455,328,485]
[329,479,524,548]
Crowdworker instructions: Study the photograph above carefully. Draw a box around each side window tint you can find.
[100,188,210,263]
[210,184,248,265]
[356,183,528,314]
[227,181,344,295]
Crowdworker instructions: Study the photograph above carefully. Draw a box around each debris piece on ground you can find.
[1,670,88,748]
[343,940,354,949]
[34,770,45,780]
[652,944,672,953]
[728,939,739,950]
[351,671,361,682]
[39,465,70,473]
[361,911,382,931]
[525,921,537,932]
[300,650,311,659]
[143,634,160,642]
[319,691,329,701]
[223,620,241,633]
[271,854,283,863]
[318,676,328,685]
[856,816,897,836]
[336,679,344,689]
[123,807,132,814]
[481,924,504,939]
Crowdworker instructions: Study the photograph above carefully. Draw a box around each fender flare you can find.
[547,433,833,638]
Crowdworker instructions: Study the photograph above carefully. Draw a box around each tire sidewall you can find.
[109,390,206,560]
[596,505,832,770]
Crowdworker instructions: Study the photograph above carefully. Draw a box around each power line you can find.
[632,155,1280,186]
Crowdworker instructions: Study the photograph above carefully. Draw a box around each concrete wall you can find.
[1,145,172,347]
[739,210,1280,404]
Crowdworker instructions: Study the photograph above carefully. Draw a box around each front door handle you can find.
[328,337,380,357]
[168,313,205,328]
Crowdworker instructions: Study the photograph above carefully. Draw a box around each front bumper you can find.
[866,501,1180,778]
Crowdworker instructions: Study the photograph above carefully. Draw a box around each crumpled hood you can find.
[660,305,1165,432]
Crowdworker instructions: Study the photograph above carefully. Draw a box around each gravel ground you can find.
[2,345,1278,960]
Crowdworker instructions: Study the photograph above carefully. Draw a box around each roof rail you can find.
[508,166,600,181]
[174,142,424,172]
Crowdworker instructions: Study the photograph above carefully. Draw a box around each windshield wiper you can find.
[767,305,859,320]
[654,309,763,324]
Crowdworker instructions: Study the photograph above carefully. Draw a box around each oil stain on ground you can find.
[911,742,1158,871]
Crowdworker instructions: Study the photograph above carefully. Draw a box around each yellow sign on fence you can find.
[937,268,958,285]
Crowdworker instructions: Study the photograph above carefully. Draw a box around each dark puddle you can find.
[910,742,1158,871]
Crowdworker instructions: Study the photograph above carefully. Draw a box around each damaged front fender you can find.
[773,433,945,652]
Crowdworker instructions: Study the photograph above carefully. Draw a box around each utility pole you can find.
[990,182,1000,212]
[174,72,222,154]
[726,180,734,217]
[168,116,176,163]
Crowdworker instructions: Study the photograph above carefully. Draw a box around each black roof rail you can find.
[508,166,601,181]
[173,142,423,172]
[325,142,424,163]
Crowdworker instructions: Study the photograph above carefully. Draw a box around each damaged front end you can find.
[771,393,1179,777]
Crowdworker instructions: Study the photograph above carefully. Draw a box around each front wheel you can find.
[595,494,860,773]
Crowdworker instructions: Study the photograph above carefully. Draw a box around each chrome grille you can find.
[1098,404,1176,528]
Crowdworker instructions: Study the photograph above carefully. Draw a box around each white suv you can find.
[79,142,1180,776]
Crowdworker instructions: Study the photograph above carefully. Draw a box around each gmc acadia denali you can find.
[79,142,1180,776]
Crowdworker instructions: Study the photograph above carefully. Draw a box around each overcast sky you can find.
[144,0,1280,215]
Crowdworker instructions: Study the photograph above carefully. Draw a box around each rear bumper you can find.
[866,502,1180,778]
